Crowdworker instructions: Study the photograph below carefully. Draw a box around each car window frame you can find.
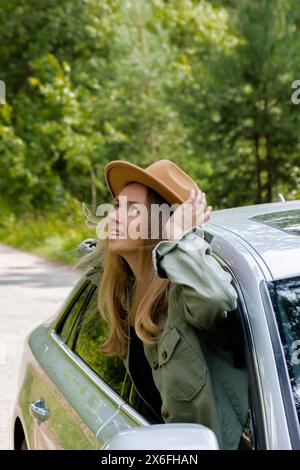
[66,283,97,350]
[212,252,267,450]
[64,281,129,399]
[57,280,166,425]
[51,275,134,412]
[52,273,141,410]
[55,278,93,339]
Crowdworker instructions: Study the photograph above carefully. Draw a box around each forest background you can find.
[0,0,299,263]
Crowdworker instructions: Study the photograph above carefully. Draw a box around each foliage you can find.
[0,0,299,259]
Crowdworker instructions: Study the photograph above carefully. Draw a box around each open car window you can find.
[57,281,93,343]
[70,286,127,397]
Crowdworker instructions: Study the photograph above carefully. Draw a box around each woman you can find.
[84,159,249,450]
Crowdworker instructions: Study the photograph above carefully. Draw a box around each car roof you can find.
[208,200,300,280]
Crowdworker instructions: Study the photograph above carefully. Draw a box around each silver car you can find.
[12,201,300,450]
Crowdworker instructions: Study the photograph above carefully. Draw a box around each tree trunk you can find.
[265,133,273,202]
[254,133,262,203]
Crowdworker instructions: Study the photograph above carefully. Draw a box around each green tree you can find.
[172,0,300,207]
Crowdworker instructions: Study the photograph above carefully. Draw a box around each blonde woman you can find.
[84,159,249,450]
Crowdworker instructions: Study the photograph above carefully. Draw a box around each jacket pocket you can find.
[158,326,207,402]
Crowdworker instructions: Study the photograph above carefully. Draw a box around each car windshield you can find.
[267,276,300,423]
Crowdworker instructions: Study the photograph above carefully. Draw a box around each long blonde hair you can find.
[78,186,172,359]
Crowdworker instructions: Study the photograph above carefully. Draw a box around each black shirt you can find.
[129,326,164,424]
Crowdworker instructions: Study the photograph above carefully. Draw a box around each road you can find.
[0,243,81,450]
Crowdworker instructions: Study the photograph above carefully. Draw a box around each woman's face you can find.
[106,183,149,254]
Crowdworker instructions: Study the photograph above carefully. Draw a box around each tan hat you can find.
[104,159,198,206]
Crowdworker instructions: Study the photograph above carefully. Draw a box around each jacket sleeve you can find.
[152,226,238,331]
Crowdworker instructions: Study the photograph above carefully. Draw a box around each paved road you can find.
[0,244,81,449]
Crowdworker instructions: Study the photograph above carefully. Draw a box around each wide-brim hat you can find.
[104,159,198,206]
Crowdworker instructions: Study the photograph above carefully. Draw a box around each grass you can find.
[0,197,96,266]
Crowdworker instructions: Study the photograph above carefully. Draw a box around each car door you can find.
[70,264,258,450]
[23,278,126,449]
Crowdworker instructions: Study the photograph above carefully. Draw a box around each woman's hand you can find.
[165,188,212,241]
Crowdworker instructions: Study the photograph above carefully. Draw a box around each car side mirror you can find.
[102,423,219,450]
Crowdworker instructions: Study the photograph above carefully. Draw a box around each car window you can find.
[215,261,256,449]
[267,275,300,424]
[57,279,156,419]
[58,281,93,343]
[250,209,300,237]
[218,303,255,450]
[72,287,127,397]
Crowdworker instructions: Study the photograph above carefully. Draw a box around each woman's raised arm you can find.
[151,187,238,331]
[152,226,237,330]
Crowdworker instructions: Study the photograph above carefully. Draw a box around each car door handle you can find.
[30,397,51,423]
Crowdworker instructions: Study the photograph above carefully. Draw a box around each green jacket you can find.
[123,226,249,450]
